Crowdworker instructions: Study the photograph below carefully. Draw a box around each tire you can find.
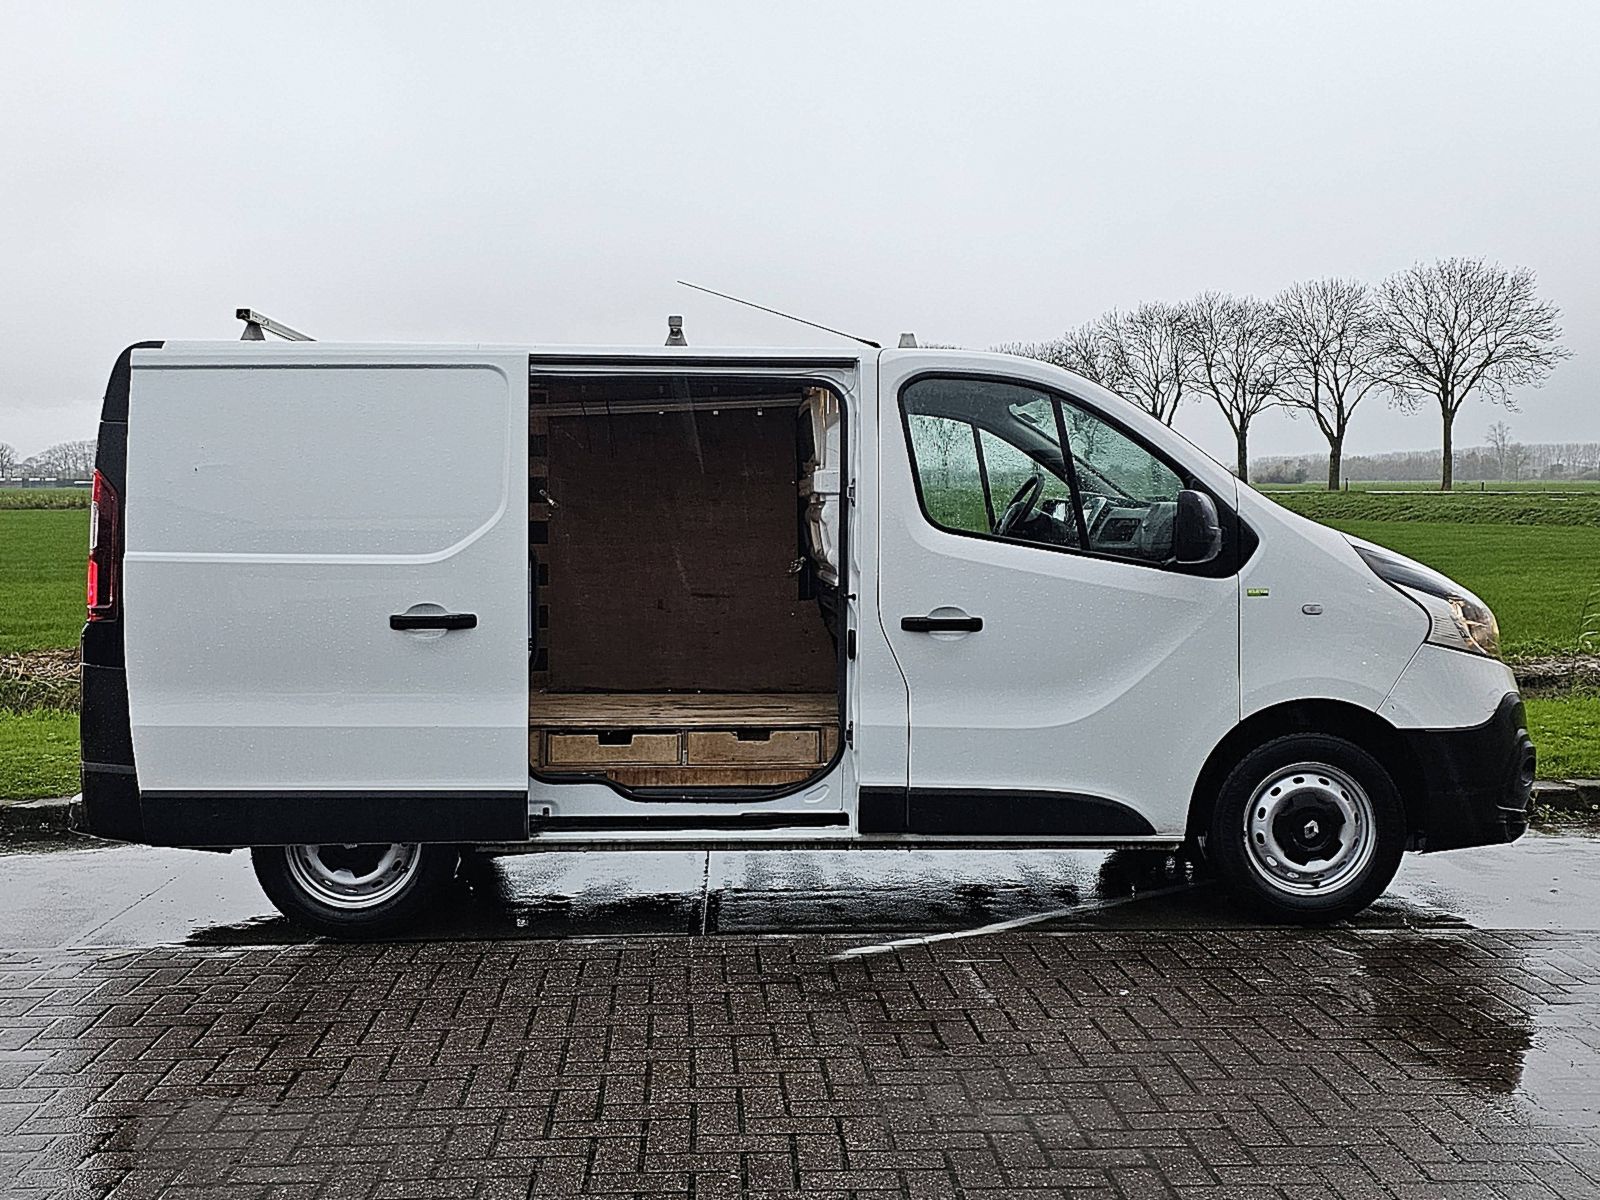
[251,842,459,938]
[1208,734,1405,923]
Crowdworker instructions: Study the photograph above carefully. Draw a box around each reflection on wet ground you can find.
[2,835,1599,1198]
[6,832,1598,951]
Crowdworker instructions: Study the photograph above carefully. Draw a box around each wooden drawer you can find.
[608,766,818,788]
[546,731,680,766]
[685,729,821,766]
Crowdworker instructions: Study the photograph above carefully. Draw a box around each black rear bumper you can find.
[1401,692,1536,853]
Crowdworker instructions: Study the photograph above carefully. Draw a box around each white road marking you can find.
[831,881,1204,959]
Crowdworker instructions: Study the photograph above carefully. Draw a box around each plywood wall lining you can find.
[540,404,837,693]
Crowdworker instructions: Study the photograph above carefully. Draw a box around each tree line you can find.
[999,257,1570,490]
[1254,437,1600,485]
[0,439,95,482]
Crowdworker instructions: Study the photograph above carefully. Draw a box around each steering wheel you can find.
[994,474,1044,537]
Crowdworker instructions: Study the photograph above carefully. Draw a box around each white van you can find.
[78,340,1535,935]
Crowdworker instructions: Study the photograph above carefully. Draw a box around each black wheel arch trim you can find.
[1187,695,1532,854]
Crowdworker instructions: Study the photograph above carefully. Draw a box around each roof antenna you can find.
[237,308,314,342]
[677,280,881,349]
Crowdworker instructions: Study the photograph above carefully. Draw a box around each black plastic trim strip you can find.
[858,786,1155,836]
[138,790,529,848]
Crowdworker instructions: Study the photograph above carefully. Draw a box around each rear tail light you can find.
[87,469,120,620]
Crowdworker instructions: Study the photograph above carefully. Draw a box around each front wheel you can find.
[1209,734,1405,923]
[251,842,458,938]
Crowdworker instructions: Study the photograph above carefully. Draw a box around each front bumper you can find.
[1400,692,1536,852]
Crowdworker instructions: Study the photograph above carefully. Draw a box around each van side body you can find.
[78,341,1534,927]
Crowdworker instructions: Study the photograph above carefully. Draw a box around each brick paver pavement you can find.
[2,929,1598,1198]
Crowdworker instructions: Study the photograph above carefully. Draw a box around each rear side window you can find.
[127,365,512,557]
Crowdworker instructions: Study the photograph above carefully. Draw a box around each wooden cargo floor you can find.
[530,692,837,729]
[529,692,840,789]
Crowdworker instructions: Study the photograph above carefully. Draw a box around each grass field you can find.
[1261,480,1600,493]
[0,709,78,800]
[0,509,88,656]
[1525,693,1600,781]
[1264,489,1600,528]
[0,487,90,509]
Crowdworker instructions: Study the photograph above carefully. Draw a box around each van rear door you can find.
[120,345,528,845]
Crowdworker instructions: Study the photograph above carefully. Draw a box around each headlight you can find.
[1350,540,1501,659]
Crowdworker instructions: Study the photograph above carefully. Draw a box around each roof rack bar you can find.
[237,309,314,342]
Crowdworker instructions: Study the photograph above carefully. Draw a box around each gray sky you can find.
[2,1,1596,466]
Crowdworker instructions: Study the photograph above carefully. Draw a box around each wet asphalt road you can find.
[2,830,1598,949]
[4,834,1600,1199]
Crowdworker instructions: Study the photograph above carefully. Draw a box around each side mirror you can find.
[1173,489,1223,565]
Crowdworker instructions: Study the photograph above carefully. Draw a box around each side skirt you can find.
[859,786,1157,837]
[138,790,529,848]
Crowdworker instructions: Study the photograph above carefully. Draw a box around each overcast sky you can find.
[2,1,1595,466]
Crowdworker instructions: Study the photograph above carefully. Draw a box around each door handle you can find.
[390,612,477,631]
[901,615,983,633]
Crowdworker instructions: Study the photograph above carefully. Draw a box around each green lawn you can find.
[0,487,89,510]
[0,509,88,655]
[0,709,79,800]
[1267,489,1600,528]
[1262,480,1600,494]
[1526,693,1600,780]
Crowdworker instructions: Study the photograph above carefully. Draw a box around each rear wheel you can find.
[1209,734,1405,922]
[251,842,458,938]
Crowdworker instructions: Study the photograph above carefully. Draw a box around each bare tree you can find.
[1506,440,1533,483]
[1182,292,1280,481]
[1379,258,1569,490]
[997,319,1123,391]
[1484,420,1513,480]
[30,439,96,480]
[1101,302,1193,425]
[1273,278,1387,490]
[0,442,16,479]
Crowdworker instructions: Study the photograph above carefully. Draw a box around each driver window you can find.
[903,378,1078,551]
[902,376,1192,567]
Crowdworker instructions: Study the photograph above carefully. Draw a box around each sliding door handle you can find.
[901,615,983,633]
[390,612,477,631]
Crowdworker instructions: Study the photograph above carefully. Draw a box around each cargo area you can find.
[529,373,844,792]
